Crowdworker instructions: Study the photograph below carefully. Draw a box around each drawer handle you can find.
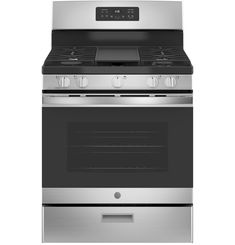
[102,214,134,223]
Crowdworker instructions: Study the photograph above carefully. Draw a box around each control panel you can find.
[96,7,139,21]
[45,75,191,90]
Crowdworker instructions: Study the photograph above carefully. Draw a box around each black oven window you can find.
[67,122,168,172]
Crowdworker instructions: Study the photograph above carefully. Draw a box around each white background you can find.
[0,0,235,244]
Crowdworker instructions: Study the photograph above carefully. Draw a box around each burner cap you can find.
[152,61,173,66]
[61,61,82,65]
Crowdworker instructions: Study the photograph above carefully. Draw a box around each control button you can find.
[114,192,121,199]
[112,76,122,88]
[79,77,89,88]
[58,76,70,88]
[147,76,158,88]
[165,76,177,88]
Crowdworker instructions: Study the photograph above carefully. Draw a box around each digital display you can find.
[96,7,139,21]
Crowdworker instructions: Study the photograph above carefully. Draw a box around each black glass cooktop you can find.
[42,46,193,74]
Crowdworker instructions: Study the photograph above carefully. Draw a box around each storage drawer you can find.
[42,206,192,242]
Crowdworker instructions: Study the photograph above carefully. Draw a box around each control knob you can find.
[165,76,177,88]
[79,76,89,88]
[112,76,122,88]
[147,76,158,88]
[58,76,70,88]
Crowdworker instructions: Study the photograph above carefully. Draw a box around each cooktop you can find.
[42,46,193,74]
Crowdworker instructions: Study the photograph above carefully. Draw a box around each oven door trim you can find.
[42,188,192,204]
[42,95,192,107]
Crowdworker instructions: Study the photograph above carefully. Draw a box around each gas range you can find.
[42,1,193,243]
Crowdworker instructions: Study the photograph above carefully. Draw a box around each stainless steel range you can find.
[42,1,193,242]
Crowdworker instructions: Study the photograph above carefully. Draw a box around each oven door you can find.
[42,95,193,203]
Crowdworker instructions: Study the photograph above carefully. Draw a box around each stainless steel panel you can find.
[42,95,192,107]
[53,1,182,30]
[42,206,192,242]
[42,188,192,204]
[43,74,192,90]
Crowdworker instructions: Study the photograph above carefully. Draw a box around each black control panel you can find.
[96,7,139,21]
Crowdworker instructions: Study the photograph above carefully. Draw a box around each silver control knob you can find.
[79,77,89,88]
[165,76,177,88]
[112,76,122,88]
[147,76,158,88]
[58,76,70,88]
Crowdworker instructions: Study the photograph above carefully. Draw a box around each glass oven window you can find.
[67,122,168,172]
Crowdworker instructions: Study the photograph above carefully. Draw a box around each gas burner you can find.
[68,58,79,61]
[61,61,82,65]
[152,61,173,66]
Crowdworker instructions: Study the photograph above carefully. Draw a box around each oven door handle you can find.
[42,96,192,107]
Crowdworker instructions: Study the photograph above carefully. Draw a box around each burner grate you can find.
[44,46,191,67]
[139,46,190,65]
[47,47,96,63]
